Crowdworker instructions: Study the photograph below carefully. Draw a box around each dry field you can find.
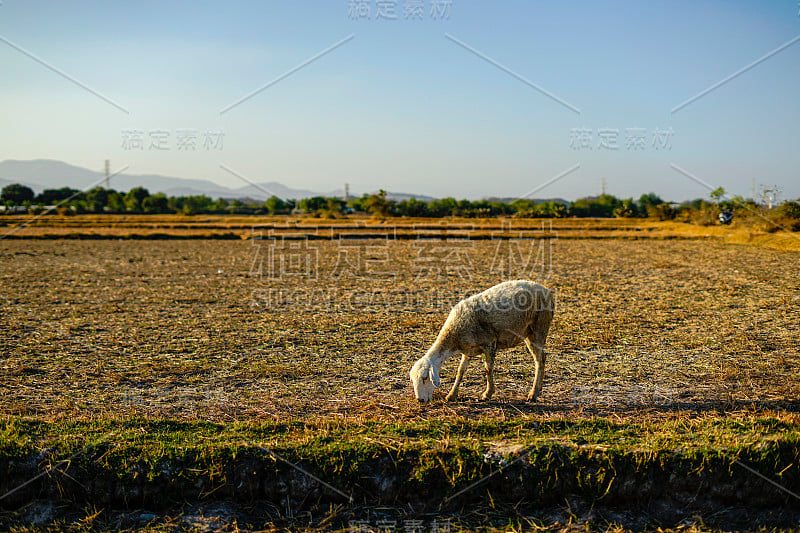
[3,214,800,252]
[2,232,800,531]
[1,236,799,420]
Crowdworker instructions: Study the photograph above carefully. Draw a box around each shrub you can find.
[690,206,719,226]
[775,200,800,220]
[646,203,675,221]
[613,199,639,218]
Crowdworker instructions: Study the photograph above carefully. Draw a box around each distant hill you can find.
[0,160,566,204]
[0,159,319,200]
[325,187,437,202]
[484,196,570,205]
[0,159,437,202]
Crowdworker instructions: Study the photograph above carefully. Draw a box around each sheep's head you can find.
[410,358,440,403]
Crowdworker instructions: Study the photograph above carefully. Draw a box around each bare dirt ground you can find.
[2,237,798,423]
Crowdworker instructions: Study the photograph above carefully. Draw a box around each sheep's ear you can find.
[429,366,440,388]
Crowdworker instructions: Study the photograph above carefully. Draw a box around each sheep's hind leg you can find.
[445,354,469,402]
[480,343,497,401]
[524,337,545,401]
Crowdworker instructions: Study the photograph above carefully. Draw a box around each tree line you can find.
[1,183,798,228]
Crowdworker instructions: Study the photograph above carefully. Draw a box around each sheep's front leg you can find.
[481,343,497,401]
[445,354,469,402]
[524,337,545,401]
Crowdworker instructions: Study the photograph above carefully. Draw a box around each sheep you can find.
[410,280,554,403]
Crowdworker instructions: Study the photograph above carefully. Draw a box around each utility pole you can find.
[751,178,755,202]
[344,183,350,201]
[104,160,110,189]
[601,177,606,196]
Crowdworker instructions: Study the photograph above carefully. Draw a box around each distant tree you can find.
[638,192,664,207]
[106,191,126,213]
[613,198,640,218]
[347,194,367,213]
[510,199,535,214]
[142,193,169,213]
[397,197,430,217]
[325,197,345,214]
[178,195,213,215]
[298,196,327,214]
[210,198,229,212]
[570,194,621,217]
[775,200,800,220]
[168,196,183,213]
[1,184,35,205]
[428,197,457,217]
[35,187,81,205]
[124,187,150,212]
[85,187,111,213]
[265,195,286,214]
[535,201,568,218]
[709,187,726,203]
[363,190,394,217]
[224,199,239,214]
[490,201,514,216]
[568,198,591,217]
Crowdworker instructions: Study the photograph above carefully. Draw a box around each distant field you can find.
[2,214,652,239]
[2,214,799,253]
[1,227,799,530]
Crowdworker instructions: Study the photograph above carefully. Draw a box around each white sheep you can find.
[410,280,554,403]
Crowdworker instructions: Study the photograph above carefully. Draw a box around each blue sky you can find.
[1,1,798,201]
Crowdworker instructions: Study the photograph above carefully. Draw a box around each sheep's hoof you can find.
[444,393,457,402]
[480,392,493,401]
[526,393,538,402]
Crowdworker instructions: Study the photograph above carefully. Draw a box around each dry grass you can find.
[1,237,798,423]
[2,214,799,248]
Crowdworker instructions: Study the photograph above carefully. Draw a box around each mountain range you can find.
[0,159,437,202]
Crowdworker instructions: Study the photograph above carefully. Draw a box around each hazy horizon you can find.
[0,157,781,203]
[2,1,799,203]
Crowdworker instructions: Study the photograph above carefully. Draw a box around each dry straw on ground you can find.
[1,237,798,423]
